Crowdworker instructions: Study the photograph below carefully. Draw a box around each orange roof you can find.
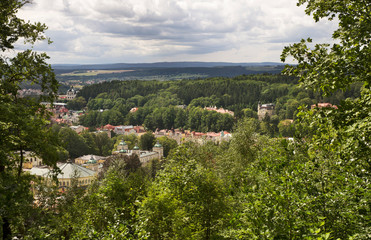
[130,107,139,113]
[103,124,116,130]
[311,103,338,109]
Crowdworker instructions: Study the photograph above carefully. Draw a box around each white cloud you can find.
[16,0,338,64]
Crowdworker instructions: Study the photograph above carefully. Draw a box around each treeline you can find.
[78,74,297,104]
[74,74,361,135]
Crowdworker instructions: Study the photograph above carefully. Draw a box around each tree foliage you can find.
[0,1,59,238]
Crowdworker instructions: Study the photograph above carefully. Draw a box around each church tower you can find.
[153,141,163,159]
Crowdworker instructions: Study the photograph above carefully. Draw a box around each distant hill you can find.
[53,62,287,84]
[52,61,285,71]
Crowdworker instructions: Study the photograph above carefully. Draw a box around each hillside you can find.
[53,62,286,84]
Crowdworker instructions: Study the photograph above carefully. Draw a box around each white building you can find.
[27,160,96,192]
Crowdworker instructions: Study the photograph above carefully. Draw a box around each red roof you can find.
[311,103,338,109]
[103,124,116,131]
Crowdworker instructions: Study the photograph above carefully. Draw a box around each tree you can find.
[67,96,87,110]
[59,127,90,159]
[0,1,59,238]
[138,147,229,239]
[281,0,370,95]
[94,132,114,156]
[280,0,370,238]
[157,136,178,158]
[139,132,156,151]
[281,0,371,174]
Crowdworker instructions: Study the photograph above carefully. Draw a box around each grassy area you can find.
[61,70,135,76]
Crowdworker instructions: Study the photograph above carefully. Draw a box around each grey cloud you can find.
[93,2,135,19]
[268,23,335,44]
[16,0,337,63]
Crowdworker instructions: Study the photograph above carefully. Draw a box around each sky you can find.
[16,0,338,64]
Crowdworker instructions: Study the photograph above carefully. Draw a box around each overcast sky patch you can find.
[16,0,338,64]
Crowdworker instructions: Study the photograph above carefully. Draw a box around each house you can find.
[114,125,136,135]
[130,107,139,113]
[113,141,163,164]
[206,131,232,143]
[258,103,275,120]
[21,151,43,169]
[311,103,338,109]
[70,125,86,134]
[204,106,234,116]
[28,160,96,192]
[103,124,116,131]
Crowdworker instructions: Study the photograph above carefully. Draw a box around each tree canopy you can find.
[0,1,59,238]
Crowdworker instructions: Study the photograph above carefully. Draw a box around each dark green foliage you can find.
[137,146,229,240]
[58,128,90,159]
[157,136,178,158]
[0,1,59,238]
[139,132,156,151]
[77,72,361,134]
[66,96,87,110]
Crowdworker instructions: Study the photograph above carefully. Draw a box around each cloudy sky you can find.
[17,0,337,64]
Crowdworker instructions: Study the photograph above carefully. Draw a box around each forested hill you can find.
[73,74,361,134]
[54,65,285,82]
[78,74,298,104]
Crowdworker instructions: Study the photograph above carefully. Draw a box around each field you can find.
[61,69,135,76]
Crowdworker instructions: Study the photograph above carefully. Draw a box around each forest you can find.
[1,0,370,239]
[74,75,361,136]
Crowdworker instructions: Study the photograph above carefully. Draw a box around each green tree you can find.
[94,132,114,156]
[138,147,229,240]
[67,96,87,110]
[280,0,370,238]
[157,136,178,158]
[72,154,148,239]
[278,119,295,137]
[81,131,99,154]
[0,1,59,238]
[59,127,90,159]
[139,132,156,151]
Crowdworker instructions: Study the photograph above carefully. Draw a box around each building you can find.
[82,155,100,172]
[258,103,275,120]
[311,103,338,109]
[117,140,129,152]
[75,155,106,165]
[28,160,96,192]
[113,142,163,164]
[130,107,139,113]
[114,125,136,135]
[204,106,234,116]
[56,161,96,191]
[21,151,43,169]
[153,141,164,158]
[66,86,77,100]
[70,125,86,134]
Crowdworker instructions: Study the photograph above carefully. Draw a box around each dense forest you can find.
[1,0,370,240]
[74,75,361,136]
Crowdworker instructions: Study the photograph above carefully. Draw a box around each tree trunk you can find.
[2,217,11,240]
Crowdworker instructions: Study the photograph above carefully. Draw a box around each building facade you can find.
[258,103,275,120]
